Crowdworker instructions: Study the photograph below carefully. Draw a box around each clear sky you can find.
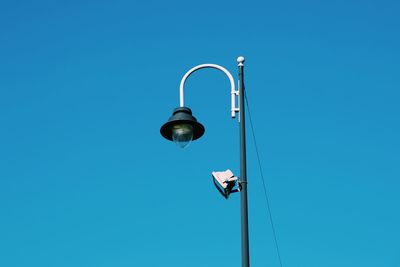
[1,0,399,266]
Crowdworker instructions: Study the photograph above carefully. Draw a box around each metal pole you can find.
[238,57,250,267]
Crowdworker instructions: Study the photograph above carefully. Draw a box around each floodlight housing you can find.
[212,169,239,199]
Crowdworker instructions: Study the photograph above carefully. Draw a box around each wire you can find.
[245,93,284,267]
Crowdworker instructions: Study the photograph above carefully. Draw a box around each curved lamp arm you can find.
[179,64,240,118]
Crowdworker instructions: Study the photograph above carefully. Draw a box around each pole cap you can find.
[237,56,245,66]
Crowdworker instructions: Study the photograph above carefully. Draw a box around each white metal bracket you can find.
[179,64,240,119]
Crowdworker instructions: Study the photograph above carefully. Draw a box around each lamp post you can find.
[160,56,250,267]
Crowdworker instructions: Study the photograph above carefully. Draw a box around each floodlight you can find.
[212,169,239,199]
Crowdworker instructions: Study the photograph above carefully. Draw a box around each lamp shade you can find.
[160,107,205,147]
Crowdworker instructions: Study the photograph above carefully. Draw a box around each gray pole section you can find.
[238,58,250,267]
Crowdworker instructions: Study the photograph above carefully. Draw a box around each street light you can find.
[160,56,250,267]
[160,107,204,148]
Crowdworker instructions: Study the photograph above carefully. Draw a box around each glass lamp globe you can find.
[172,123,194,148]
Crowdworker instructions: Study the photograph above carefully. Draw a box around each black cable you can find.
[245,93,284,267]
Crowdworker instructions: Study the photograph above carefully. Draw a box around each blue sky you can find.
[1,0,399,266]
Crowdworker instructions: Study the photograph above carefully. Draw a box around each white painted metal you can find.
[179,64,239,118]
[212,169,238,189]
[237,56,245,66]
